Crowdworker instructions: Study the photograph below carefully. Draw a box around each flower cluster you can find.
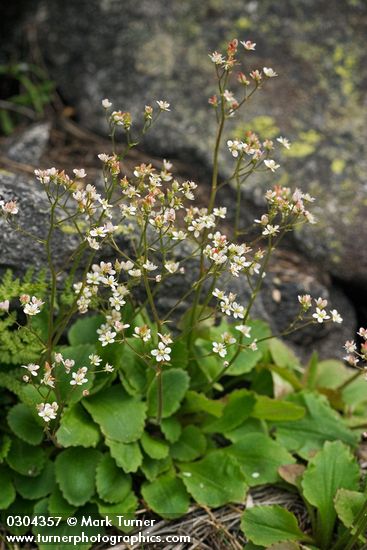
[344,328,367,368]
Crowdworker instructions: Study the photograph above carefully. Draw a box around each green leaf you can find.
[142,473,190,519]
[7,403,44,445]
[97,492,138,532]
[334,489,366,533]
[227,433,295,486]
[241,505,308,546]
[160,416,182,443]
[56,403,100,448]
[204,390,255,433]
[301,441,360,549]
[141,432,169,460]
[171,426,207,461]
[68,315,104,346]
[0,465,16,509]
[170,340,189,370]
[116,338,148,396]
[96,454,132,504]
[275,392,358,458]
[0,434,11,463]
[147,369,190,419]
[7,438,46,476]
[224,418,266,442]
[140,455,172,482]
[179,450,248,507]
[55,448,101,506]
[252,395,305,421]
[83,385,146,443]
[226,320,271,375]
[182,390,223,417]
[270,339,300,369]
[106,439,142,473]
[14,461,55,500]
[48,485,77,518]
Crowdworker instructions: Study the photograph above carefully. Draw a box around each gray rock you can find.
[29,0,367,287]
[5,122,51,165]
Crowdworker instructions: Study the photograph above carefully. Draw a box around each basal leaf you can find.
[7,438,46,476]
[97,492,138,532]
[68,315,104,346]
[270,339,300,369]
[204,390,255,433]
[147,369,190,419]
[181,390,223,417]
[170,425,207,461]
[56,403,100,448]
[179,450,248,507]
[106,439,142,473]
[7,403,44,445]
[83,385,146,443]
[14,461,55,500]
[142,473,190,519]
[0,465,16,509]
[140,455,172,482]
[160,416,182,443]
[275,392,358,458]
[227,433,295,486]
[48,485,77,518]
[301,441,360,549]
[241,505,309,546]
[252,395,305,421]
[334,489,365,533]
[96,454,132,504]
[55,447,101,506]
[140,432,169,460]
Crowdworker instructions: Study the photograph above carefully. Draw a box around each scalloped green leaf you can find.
[7,438,46,476]
[275,392,358,458]
[160,416,182,443]
[141,432,169,460]
[68,315,104,346]
[56,403,100,448]
[252,395,305,421]
[147,369,190,419]
[55,447,101,506]
[140,455,172,482]
[7,403,44,445]
[106,439,142,473]
[182,390,223,417]
[0,465,16,509]
[142,473,190,519]
[204,390,255,433]
[83,385,146,443]
[48,485,77,518]
[96,454,132,504]
[0,434,12,463]
[270,339,300,369]
[241,505,309,546]
[179,450,248,507]
[97,492,138,532]
[226,433,295,486]
[171,425,207,462]
[301,441,360,549]
[14,461,55,500]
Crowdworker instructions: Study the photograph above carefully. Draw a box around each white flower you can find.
[240,40,256,51]
[134,325,151,342]
[0,300,9,312]
[104,363,114,372]
[21,363,40,376]
[37,402,58,422]
[151,342,171,362]
[235,325,252,338]
[128,269,142,278]
[212,288,226,300]
[70,367,88,386]
[109,293,126,311]
[98,330,117,346]
[358,328,367,340]
[87,237,100,250]
[23,296,44,316]
[277,136,291,149]
[263,67,278,78]
[315,297,328,309]
[143,260,158,272]
[312,308,330,323]
[156,100,170,111]
[102,98,112,109]
[264,159,280,172]
[158,332,173,345]
[89,354,102,366]
[1,200,19,215]
[330,309,343,324]
[165,261,179,274]
[249,340,258,351]
[262,224,280,237]
[213,207,227,219]
[232,302,245,319]
[227,140,243,158]
[73,169,87,179]
[209,51,225,64]
[212,342,227,358]
[344,340,357,353]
